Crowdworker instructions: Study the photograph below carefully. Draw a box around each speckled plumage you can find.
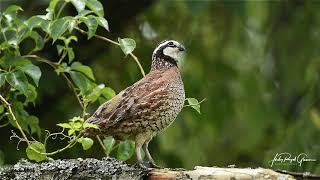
[85,40,185,168]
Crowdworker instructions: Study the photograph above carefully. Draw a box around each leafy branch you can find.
[74,27,145,77]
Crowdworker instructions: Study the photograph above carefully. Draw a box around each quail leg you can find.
[135,143,148,169]
[143,140,161,168]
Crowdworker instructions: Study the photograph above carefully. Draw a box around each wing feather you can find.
[86,70,166,130]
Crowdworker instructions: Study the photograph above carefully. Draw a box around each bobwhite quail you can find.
[85,40,186,168]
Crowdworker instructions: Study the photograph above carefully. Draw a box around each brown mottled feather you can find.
[85,67,183,140]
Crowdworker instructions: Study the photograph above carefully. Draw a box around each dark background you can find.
[0,0,319,174]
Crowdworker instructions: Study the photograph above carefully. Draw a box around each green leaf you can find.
[83,122,99,129]
[71,0,86,13]
[77,137,94,150]
[48,0,60,16]
[70,122,82,129]
[65,35,78,46]
[57,123,72,129]
[86,84,104,103]
[44,8,54,21]
[103,136,115,156]
[3,5,23,24]
[186,98,201,114]
[56,45,65,55]
[118,38,136,56]
[68,129,75,136]
[79,15,98,39]
[26,16,44,29]
[76,10,94,18]
[50,16,72,42]
[27,116,41,137]
[26,16,48,31]
[25,84,37,104]
[4,5,23,15]
[0,74,5,87]
[20,63,41,86]
[71,62,95,80]
[96,17,109,31]
[117,140,135,161]
[24,31,44,52]
[70,71,93,93]
[26,142,47,162]
[67,47,75,63]
[5,71,29,95]
[0,55,31,69]
[69,116,84,122]
[84,0,104,17]
[101,87,116,100]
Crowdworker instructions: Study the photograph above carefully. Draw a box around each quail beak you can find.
[178,45,185,52]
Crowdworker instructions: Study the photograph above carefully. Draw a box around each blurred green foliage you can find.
[0,0,319,174]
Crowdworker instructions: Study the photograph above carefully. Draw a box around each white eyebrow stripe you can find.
[152,40,182,56]
[152,41,169,55]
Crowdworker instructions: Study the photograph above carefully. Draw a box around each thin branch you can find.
[23,55,58,68]
[129,53,145,77]
[57,50,67,64]
[74,27,146,77]
[0,94,30,146]
[96,135,107,154]
[61,73,84,109]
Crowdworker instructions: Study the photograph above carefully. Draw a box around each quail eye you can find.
[168,41,174,46]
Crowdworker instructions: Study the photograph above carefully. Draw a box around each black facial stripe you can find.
[154,45,177,66]
[165,56,178,66]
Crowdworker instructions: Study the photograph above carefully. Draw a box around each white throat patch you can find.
[163,47,179,61]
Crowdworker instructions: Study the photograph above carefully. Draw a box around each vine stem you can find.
[0,94,31,146]
[74,27,146,77]
[0,94,76,156]
[43,133,82,156]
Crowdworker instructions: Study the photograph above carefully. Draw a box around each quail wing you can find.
[85,69,168,132]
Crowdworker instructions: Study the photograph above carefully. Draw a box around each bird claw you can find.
[135,161,149,170]
[146,161,161,169]
[135,161,161,169]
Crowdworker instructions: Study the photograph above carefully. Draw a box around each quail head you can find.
[85,40,186,168]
